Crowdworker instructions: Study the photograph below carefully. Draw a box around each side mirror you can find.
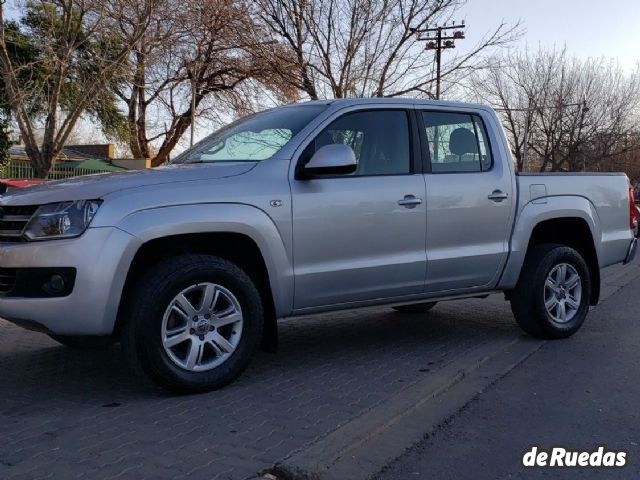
[303,144,357,177]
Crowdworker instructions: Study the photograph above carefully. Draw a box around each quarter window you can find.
[309,110,411,176]
[422,112,493,173]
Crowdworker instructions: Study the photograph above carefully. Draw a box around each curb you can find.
[268,336,544,480]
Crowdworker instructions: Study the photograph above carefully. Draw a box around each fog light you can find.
[47,274,66,293]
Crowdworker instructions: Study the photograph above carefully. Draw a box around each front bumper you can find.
[0,227,140,335]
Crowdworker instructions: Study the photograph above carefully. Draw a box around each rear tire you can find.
[510,244,591,339]
[122,255,264,394]
[392,302,437,314]
[49,335,114,350]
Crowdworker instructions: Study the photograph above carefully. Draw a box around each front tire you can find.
[510,244,591,339]
[122,255,264,394]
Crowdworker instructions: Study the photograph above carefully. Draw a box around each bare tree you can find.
[0,0,157,177]
[252,0,520,100]
[611,133,640,188]
[111,0,296,167]
[471,48,640,173]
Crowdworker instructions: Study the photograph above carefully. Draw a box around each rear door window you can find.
[421,112,493,173]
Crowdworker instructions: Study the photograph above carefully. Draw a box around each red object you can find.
[0,179,45,194]
[630,187,638,230]
[1,179,45,189]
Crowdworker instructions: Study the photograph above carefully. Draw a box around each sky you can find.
[5,0,639,150]
[6,0,638,68]
[5,0,638,70]
[462,0,640,71]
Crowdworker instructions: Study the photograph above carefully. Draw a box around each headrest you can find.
[449,128,478,156]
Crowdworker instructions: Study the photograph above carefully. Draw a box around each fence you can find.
[3,161,116,180]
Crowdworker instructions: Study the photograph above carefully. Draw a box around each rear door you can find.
[418,109,515,292]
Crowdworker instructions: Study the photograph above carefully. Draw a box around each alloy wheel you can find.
[161,283,243,372]
[543,263,582,324]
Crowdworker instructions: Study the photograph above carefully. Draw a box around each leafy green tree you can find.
[0,117,10,168]
[0,0,155,177]
[0,20,33,172]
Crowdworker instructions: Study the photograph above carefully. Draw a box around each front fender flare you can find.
[117,203,293,318]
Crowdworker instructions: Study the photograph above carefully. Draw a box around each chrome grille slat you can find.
[0,205,39,243]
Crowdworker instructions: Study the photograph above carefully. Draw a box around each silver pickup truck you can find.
[0,99,637,392]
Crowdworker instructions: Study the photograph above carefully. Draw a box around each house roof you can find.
[54,158,126,172]
[9,146,110,161]
[9,146,127,172]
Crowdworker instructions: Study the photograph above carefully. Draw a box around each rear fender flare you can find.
[498,195,600,290]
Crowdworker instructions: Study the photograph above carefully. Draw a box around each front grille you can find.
[0,268,16,294]
[0,205,38,243]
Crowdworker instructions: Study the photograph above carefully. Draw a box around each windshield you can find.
[173,105,327,164]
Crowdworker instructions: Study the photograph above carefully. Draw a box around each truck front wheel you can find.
[510,244,591,339]
[122,255,264,393]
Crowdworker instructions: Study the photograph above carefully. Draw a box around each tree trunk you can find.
[33,160,50,179]
[150,114,193,167]
[29,150,52,178]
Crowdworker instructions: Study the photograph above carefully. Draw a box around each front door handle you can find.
[398,195,423,208]
[487,190,508,202]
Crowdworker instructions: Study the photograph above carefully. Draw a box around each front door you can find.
[291,108,427,309]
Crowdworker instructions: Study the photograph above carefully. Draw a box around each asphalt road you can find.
[376,267,640,479]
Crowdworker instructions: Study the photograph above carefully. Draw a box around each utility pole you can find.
[411,21,466,99]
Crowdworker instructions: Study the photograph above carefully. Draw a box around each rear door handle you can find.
[398,195,422,208]
[487,190,508,202]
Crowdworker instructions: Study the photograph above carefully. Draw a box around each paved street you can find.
[0,258,638,480]
[0,293,528,479]
[377,260,640,480]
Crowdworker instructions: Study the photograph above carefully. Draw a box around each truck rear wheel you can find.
[392,302,437,313]
[510,244,591,339]
[122,255,264,394]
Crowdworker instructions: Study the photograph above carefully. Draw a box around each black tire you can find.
[392,302,437,313]
[48,335,115,350]
[122,255,264,394]
[510,244,591,339]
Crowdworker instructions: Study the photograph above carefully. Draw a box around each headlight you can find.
[24,200,101,240]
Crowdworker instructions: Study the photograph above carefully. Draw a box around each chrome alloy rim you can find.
[161,283,243,372]
[543,263,582,324]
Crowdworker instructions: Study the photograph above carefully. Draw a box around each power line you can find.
[411,21,466,100]
[493,101,588,112]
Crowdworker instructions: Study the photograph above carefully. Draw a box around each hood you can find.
[0,162,257,205]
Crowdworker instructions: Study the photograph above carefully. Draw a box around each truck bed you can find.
[515,172,631,268]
